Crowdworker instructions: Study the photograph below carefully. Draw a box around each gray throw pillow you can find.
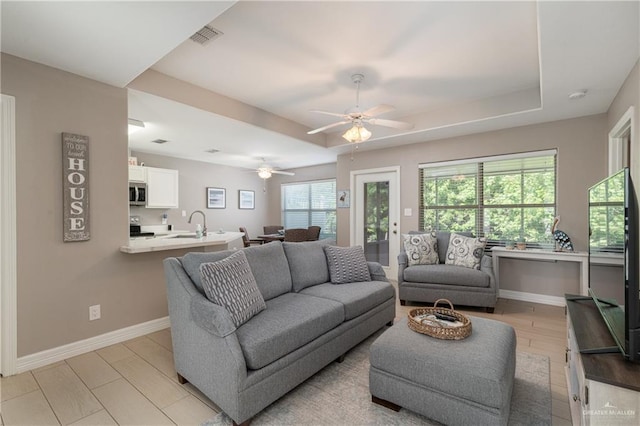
[403,232,439,266]
[200,250,266,327]
[324,245,371,284]
[445,233,487,270]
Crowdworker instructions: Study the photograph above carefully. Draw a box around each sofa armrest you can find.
[480,254,497,289]
[191,294,237,338]
[367,261,389,282]
[397,252,408,284]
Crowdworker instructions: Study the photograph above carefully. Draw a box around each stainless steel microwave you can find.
[129,183,146,206]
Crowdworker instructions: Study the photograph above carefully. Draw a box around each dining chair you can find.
[263,225,284,235]
[239,227,264,248]
[284,228,309,242]
[307,226,321,241]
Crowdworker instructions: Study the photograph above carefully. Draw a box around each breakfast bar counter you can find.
[120,231,244,254]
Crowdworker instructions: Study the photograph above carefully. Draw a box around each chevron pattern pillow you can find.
[200,250,266,327]
[324,245,371,284]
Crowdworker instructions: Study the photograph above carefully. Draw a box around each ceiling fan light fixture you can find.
[257,168,272,179]
[342,124,372,143]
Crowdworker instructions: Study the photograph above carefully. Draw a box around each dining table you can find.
[258,233,285,242]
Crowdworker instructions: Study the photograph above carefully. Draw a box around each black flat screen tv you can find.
[588,167,640,362]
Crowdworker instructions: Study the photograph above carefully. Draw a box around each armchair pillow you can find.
[200,250,266,327]
[403,232,439,266]
[445,233,487,270]
[324,245,371,284]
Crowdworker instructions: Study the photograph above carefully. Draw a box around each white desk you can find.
[491,247,589,297]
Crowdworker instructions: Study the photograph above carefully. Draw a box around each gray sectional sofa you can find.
[398,231,497,312]
[163,240,395,425]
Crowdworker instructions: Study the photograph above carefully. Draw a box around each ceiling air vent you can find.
[190,25,223,45]
[205,148,220,154]
[151,139,168,144]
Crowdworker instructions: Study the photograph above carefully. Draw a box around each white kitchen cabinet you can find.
[146,167,179,209]
[128,165,146,183]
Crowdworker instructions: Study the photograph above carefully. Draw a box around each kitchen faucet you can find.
[188,210,207,236]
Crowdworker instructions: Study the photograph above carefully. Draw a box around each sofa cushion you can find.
[445,233,487,270]
[283,239,332,292]
[324,245,371,284]
[200,250,266,328]
[182,242,292,301]
[403,232,439,266]
[403,264,490,288]
[300,281,395,320]
[235,293,344,370]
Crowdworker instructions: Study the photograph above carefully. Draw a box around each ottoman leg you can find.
[371,395,401,412]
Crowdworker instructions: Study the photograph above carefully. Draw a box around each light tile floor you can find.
[1,296,571,425]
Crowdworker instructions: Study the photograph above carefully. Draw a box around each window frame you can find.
[281,178,337,239]
[419,150,557,248]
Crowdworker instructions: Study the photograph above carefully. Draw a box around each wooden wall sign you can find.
[62,132,90,242]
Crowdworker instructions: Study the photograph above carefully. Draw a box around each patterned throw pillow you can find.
[403,232,439,266]
[324,245,371,284]
[445,233,487,270]
[200,250,266,327]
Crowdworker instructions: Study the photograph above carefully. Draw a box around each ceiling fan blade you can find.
[309,110,349,119]
[271,170,295,176]
[362,104,395,117]
[366,118,414,130]
[307,120,351,135]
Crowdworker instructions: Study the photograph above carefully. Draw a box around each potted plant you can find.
[515,237,526,250]
[505,239,516,250]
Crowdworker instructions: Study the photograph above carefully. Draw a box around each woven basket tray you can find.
[407,299,472,340]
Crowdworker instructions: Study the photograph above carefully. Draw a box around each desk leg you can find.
[579,258,589,296]
[493,253,500,294]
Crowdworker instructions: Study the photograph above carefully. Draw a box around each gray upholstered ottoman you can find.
[369,316,516,426]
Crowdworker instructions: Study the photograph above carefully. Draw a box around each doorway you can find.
[351,167,400,279]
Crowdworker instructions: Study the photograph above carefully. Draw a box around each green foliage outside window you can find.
[420,153,557,246]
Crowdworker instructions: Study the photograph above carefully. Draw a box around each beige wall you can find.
[1,54,197,357]
[335,114,608,295]
[336,114,608,249]
[130,151,268,239]
[265,163,337,226]
[607,60,639,183]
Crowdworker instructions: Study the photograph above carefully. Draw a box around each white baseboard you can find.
[16,316,170,374]
[499,289,566,307]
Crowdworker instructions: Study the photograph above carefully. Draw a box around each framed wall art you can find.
[207,187,226,209]
[337,189,350,208]
[238,190,255,209]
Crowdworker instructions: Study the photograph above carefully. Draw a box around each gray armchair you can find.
[398,231,497,313]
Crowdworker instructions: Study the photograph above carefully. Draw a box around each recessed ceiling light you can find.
[205,149,220,154]
[151,139,168,144]
[568,90,587,100]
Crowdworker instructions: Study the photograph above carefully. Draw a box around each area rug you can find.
[202,332,551,426]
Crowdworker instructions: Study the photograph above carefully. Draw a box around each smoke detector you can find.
[568,90,587,100]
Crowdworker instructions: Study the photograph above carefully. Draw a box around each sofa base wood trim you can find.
[232,420,251,426]
[372,395,401,412]
[16,316,170,374]
[499,289,565,306]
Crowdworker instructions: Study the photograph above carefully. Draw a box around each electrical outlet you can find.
[89,304,101,321]
[181,210,187,217]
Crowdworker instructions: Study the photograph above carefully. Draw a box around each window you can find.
[419,150,556,247]
[282,179,336,239]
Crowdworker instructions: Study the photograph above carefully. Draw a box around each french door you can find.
[352,168,400,279]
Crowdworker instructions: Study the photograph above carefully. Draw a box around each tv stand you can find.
[565,295,640,425]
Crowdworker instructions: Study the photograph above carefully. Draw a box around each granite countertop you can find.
[120,231,244,254]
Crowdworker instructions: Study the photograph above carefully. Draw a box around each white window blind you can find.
[281,179,337,239]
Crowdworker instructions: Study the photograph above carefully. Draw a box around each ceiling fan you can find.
[307,73,414,143]
[254,158,295,179]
